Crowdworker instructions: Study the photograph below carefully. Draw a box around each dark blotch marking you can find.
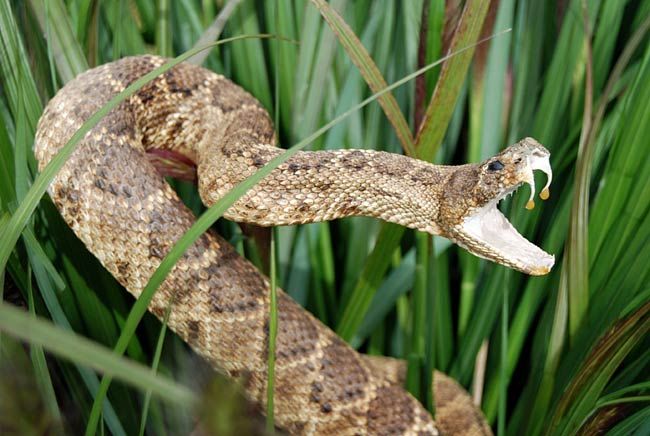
[341,152,365,171]
[122,186,133,198]
[409,166,439,186]
[111,116,134,137]
[94,179,106,191]
[167,118,184,139]
[149,238,166,259]
[116,261,130,276]
[206,263,221,277]
[253,157,266,168]
[366,385,414,434]
[139,91,155,104]
[164,70,195,97]
[187,320,201,344]
[370,186,399,199]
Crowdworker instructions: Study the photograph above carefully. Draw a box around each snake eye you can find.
[488,160,504,171]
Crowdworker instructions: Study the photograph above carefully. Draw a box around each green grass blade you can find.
[0,0,43,130]
[266,229,278,431]
[156,0,172,57]
[547,303,650,435]
[337,223,405,341]
[606,406,650,436]
[311,0,415,155]
[27,0,88,83]
[350,248,415,348]
[190,0,242,65]
[26,264,63,426]
[137,304,171,436]
[292,0,346,149]
[565,2,594,341]
[415,0,492,161]
[0,302,196,407]
[227,2,272,110]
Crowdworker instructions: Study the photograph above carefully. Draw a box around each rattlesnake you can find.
[34,55,553,435]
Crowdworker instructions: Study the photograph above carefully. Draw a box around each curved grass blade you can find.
[311,0,415,156]
[189,0,243,65]
[155,0,172,57]
[548,302,650,435]
[415,0,492,161]
[266,230,278,431]
[0,302,196,407]
[27,0,88,83]
[0,0,42,130]
[137,304,172,436]
[565,1,594,341]
[25,263,63,427]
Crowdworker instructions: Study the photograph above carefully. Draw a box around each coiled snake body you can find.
[35,56,553,435]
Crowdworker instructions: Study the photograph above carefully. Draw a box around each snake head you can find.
[440,137,554,275]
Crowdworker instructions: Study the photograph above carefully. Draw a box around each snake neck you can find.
[198,139,452,235]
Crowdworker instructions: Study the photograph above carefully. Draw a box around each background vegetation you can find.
[1,0,649,435]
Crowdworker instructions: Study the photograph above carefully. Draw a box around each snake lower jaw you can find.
[455,196,555,276]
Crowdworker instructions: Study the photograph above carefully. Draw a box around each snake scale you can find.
[34,56,554,435]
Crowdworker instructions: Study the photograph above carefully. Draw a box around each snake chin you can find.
[460,180,555,276]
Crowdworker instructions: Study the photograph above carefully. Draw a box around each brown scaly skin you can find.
[34,55,553,434]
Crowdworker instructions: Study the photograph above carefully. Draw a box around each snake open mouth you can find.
[460,153,555,275]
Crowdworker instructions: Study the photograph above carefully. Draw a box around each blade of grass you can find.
[155,0,172,57]
[498,272,509,435]
[336,223,405,341]
[292,0,345,148]
[547,303,650,435]
[291,1,323,143]
[27,0,88,83]
[350,248,415,348]
[406,233,429,401]
[415,0,492,161]
[0,0,43,130]
[137,304,172,436]
[565,0,594,341]
[607,406,650,436]
[26,263,63,426]
[227,2,272,109]
[264,0,297,133]
[311,0,415,155]
[0,302,196,406]
[266,229,278,432]
[266,12,281,425]
[189,0,242,65]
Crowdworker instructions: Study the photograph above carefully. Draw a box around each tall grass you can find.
[1,1,649,435]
